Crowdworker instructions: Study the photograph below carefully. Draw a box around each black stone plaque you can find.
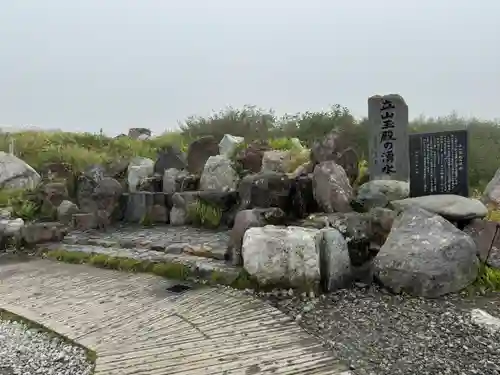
[409,129,468,197]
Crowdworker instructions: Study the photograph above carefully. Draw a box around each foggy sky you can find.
[1,0,499,136]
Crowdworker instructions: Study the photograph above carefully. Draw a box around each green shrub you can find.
[187,199,222,229]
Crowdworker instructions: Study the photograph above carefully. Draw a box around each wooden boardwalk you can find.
[0,259,350,375]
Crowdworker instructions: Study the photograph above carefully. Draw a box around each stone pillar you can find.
[368,94,409,181]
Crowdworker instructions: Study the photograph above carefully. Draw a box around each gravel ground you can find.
[0,318,94,375]
[259,286,500,375]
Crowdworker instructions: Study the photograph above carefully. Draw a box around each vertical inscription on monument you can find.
[368,94,409,181]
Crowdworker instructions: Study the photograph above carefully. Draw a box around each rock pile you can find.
[0,129,499,299]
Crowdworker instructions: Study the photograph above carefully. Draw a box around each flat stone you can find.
[391,194,488,221]
[64,225,229,261]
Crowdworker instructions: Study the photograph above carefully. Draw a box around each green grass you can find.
[0,308,97,369]
[474,264,500,292]
[187,199,223,229]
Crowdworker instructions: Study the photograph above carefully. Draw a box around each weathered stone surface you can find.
[162,168,188,194]
[93,177,124,220]
[368,94,409,181]
[463,219,500,269]
[242,225,321,289]
[57,200,80,225]
[154,146,187,175]
[354,180,409,211]
[124,192,150,223]
[170,192,199,226]
[72,213,97,231]
[238,172,291,212]
[374,207,478,297]
[149,204,169,223]
[39,181,69,219]
[310,130,343,164]
[391,195,488,221]
[320,228,351,292]
[313,161,353,213]
[0,151,41,190]
[310,132,359,184]
[127,157,154,192]
[261,150,290,173]
[482,167,500,207]
[199,155,238,192]
[187,136,219,175]
[225,208,286,266]
[219,134,244,157]
[235,141,270,174]
[21,222,66,245]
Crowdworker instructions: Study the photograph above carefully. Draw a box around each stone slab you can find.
[64,225,229,260]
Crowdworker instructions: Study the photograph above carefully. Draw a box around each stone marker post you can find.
[368,94,409,181]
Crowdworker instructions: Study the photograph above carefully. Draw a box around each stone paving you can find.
[0,259,351,375]
[64,225,230,260]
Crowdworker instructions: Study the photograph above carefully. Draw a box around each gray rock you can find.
[355,180,409,211]
[261,150,290,173]
[225,208,286,266]
[162,168,188,194]
[154,146,187,175]
[482,167,500,207]
[242,225,321,289]
[238,172,291,211]
[320,228,351,292]
[219,134,244,157]
[127,157,154,192]
[313,160,353,213]
[391,194,488,221]
[187,135,219,174]
[374,207,478,297]
[0,151,40,190]
[124,192,154,223]
[169,192,198,225]
[57,200,80,225]
[199,155,239,192]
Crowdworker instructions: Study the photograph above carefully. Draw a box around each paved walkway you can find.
[0,259,350,375]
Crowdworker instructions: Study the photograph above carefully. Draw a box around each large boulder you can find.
[354,180,409,212]
[374,207,478,297]
[390,195,488,221]
[313,160,353,213]
[199,155,239,192]
[187,136,219,174]
[242,225,321,289]
[127,157,154,192]
[219,134,244,157]
[154,146,187,175]
[238,172,291,212]
[0,152,41,190]
[225,208,286,266]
